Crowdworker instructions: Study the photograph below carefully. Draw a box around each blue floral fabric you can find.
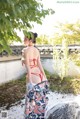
[24,81,49,119]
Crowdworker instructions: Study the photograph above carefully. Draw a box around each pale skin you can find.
[23,38,47,84]
[21,37,29,66]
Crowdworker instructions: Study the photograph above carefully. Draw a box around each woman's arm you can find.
[37,51,46,79]
[24,50,32,83]
[21,48,25,66]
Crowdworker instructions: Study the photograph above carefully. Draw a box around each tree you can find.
[37,35,49,44]
[51,21,80,45]
[0,0,54,52]
[50,21,80,80]
[39,22,80,79]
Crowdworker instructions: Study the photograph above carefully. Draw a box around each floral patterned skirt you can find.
[24,81,49,119]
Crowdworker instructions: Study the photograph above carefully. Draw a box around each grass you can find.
[49,75,80,94]
[0,75,26,108]
[0,70,80,108]
[69,53,80,67]
[75,60,80,66]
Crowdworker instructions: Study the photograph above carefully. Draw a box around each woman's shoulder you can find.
[21,47,27,53]
[33,46,40,53]
[23,47,29,53]
[24,46,39,54]
[29,46,39,51]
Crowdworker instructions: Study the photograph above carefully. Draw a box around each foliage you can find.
[36,35,49,44]
[75,60,80,67]
[49,74,80,95]
[50,37,69,80]
[50,21,80,80]
[44,68,51,79]
[0,0,54,52]
[59,39,69,80]
[51,21,80,45]
[69,53,80,67]
[0,75,26,107]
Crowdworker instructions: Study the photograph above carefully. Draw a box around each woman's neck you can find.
[28,44,34,47]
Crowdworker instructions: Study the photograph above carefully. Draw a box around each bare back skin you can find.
[24,46,47,84]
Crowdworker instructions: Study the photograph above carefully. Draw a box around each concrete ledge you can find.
[0,55,53,62]
[0,55,21,62]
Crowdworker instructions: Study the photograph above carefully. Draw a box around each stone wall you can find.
[0,45,80,58]
[0,60,26,84]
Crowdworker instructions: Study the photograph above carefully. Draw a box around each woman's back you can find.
[25,46,39,59]
[24,46,39,67]
[24,46,44,84]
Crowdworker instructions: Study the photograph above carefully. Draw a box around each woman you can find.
[23,32,49,119]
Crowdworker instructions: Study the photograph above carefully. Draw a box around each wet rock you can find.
[46,102,80,119]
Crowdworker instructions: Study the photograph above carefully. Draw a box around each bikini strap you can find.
[29,58,37,67]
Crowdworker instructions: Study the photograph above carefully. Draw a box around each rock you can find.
[77,111,80,119]
[45,102,80,119]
